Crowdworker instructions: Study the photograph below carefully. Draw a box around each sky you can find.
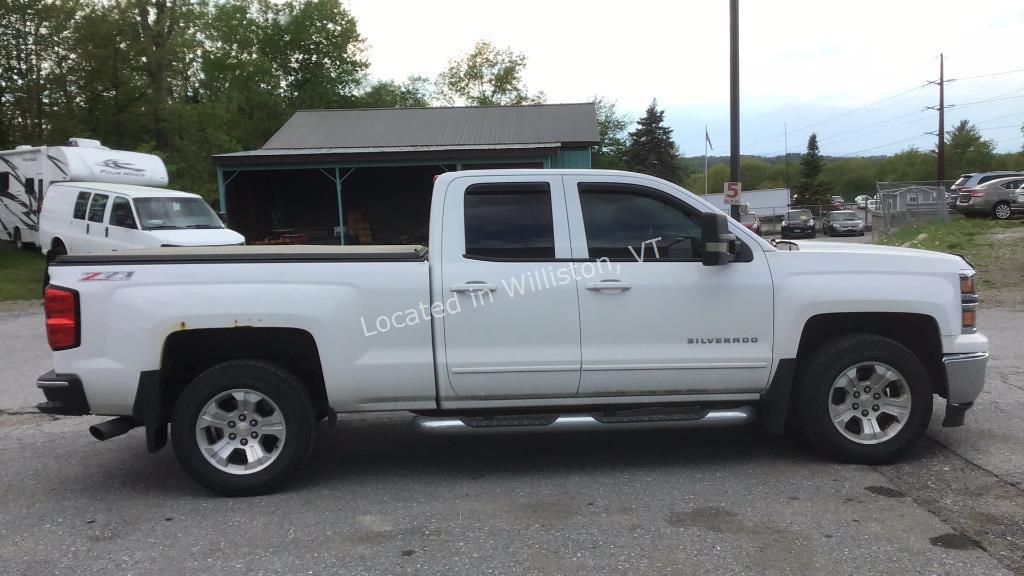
[345,0,1024,158]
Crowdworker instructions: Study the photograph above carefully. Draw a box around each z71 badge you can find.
[79,271,135,282]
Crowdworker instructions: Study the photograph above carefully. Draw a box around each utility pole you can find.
[729,0,741,219]
[937,53,946,183]
[784,122,789,188]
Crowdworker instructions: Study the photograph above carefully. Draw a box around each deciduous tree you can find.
[436,40,544,106]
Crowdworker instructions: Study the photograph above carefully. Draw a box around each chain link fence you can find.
[871,181,954,241]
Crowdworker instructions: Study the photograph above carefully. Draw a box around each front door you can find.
[440,175,581,401]
[564,175,774,398]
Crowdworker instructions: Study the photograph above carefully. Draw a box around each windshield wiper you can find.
[184,224,222,229]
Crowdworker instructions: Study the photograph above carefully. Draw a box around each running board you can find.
[413,405,756,435]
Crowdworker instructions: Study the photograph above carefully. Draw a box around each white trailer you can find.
[0,138,168,248]
[702,187,792,215]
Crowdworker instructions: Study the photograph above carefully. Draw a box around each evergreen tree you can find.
[944,120,996,177]
[623,100,683,184]
[793,133,832,206]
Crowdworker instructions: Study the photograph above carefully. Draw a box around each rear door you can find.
[83,192,111,252]
[440,174,581,400]
[564,174,774,398]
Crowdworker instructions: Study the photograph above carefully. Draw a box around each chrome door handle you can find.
[585,280,632,291]
[450,282,497,293]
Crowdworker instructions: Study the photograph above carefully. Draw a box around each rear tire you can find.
[171,360,316,496]
[992,202,1012,220]
[793,333,932,464]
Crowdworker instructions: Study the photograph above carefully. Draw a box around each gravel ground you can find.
[0,306,1020,575]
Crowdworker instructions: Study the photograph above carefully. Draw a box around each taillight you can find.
[966,189,985,197]
[44,286,80,350]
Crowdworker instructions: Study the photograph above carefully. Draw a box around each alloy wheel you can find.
[195,388,287,475]
[827,362,911,445]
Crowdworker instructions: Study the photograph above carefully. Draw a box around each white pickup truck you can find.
[36,170,988,495]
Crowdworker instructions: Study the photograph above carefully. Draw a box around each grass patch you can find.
[879,217,1024,297]
[0,242,45,301]
[879,218,1023,260]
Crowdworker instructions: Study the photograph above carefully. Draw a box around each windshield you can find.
[785,210,812,222]
[831,211,858,221]
[134,197,223,230]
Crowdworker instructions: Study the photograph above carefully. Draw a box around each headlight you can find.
[808,219,815,226]
[781,221,789,227]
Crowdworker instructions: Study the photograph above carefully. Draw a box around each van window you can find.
[110,197,138,229]
[73,192,91,220]
[87,194,109,223]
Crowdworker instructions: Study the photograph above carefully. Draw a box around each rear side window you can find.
[87,193,109,223]
[73,192,91,219]
[464,183,555,259]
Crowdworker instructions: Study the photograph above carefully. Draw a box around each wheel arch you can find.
[761,312,946,435]
[141,327,329,452]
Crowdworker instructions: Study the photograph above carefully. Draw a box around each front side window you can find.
[110,197,138,229]
[87,193,109,223]
[73,191,91,220]
[464,184,554,259]
[134,197,223,230]
[579,185,703,261]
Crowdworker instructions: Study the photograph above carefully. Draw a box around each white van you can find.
[1,138,174,249]
[40,183,244,258]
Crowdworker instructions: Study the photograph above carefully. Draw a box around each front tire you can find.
[793,334,932,464]
[171,360,316,496]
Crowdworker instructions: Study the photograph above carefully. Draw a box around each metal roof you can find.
[256,103,599,151]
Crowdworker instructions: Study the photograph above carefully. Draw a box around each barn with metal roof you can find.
[212,103,599,245]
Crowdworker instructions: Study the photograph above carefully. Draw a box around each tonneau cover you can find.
[53,244,427,265]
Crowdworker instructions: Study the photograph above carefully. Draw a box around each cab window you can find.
[87,193,109,223]
[578,183,703,261]
[110,197,138,229]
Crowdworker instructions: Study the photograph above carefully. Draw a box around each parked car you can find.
[854,195,871,209]
[951,171,1024,202]
[822,210,865,236]
[739,211,761,235]
[954,176,1024,219]
[37,169,987,495]
[780,208,816,238]
[830,196,845,209]
[39,183,245,259]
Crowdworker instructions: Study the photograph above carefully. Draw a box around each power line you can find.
[946,87,1024,109]
[741,82,930,149]
[837,133,931,157]
[947,68,1024,83]
[760,110,934,157]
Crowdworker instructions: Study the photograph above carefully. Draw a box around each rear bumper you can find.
[36,370,91,415]
[943,352,987,404]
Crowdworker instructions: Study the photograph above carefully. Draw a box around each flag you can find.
[705,126,714,151]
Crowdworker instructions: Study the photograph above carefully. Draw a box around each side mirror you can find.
[218,212,228,224]
[701,212,738,266]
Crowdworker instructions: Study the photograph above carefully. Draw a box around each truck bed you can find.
[53,244,428,265]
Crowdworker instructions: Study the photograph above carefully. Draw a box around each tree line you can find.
[2,0,1022,204]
